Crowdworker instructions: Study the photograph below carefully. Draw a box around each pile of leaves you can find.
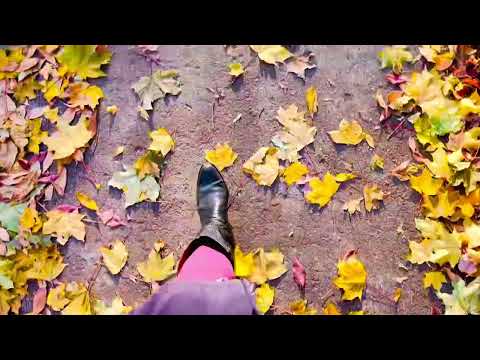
[378,45,480,314]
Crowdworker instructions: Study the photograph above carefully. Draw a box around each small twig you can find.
[258,108,264,119]
[87,261,102,293]
[387,117,407,140]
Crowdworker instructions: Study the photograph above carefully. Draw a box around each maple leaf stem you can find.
[87,261,102,293]
[387,117,407,140]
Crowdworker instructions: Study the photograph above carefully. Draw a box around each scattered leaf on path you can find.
[76,192,98,211]
[100,240,128,275]
[255,283,275,314]
[242,147,280,186]
[292,257,306,290]
[333,253,367,301]
[305,86,318,116]
[228,63,245,77]
[137,250,176,283]
[249,45,293,65]
[363,184,384,212]
[205,143,238,171]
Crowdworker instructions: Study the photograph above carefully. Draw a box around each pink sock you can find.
[176,245,235,282]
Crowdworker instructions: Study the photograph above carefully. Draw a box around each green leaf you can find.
[57,45,112,80]
[108,166,160,208]
[0,203,27,233]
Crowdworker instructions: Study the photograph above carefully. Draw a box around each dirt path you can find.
[60,45,431,314]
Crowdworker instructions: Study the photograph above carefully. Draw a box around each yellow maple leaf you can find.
[378,45,413,74]
[328,119,374,148]
[100,240,128,275]
[323,302,341,315]
[426,147,452,181]
[272,104,317,162]
[43,115,94,160]
[370,154,384,170]
[134,150,163,179]
[249,45,293,65]
[282,162,308,186]
[255,283,275,314]
[106,105,118,115]
[56,45,112,80]
[423,271,446,291]
[305,86,318,116]
[422,190,456,219]
[205,143,238,171]
[228,63,245,77]
[94,296,132,315]
[14,76,42,103]
[27,118,47,154]
[393,288,402,303]
[334,173,357,183]
[137,250,176,283]
[42,209,86,245]
[242,146,280,186]
[62,284,92,315]
[248,248,288,285]
[409,167,443,195]
[62,82,104,109]
[305,172,340,207]
[342,198,363,215]
[23,246,66,281]
[19,207,42,232]
[148,128,175,157]
[76,192,99,211]
[333,254,367,301]
[44,107,59,123]
[47,283,70,311]
[288,299,317,315]
[363,184,384,212]
[234,246,255,278]
[407,218,462,267]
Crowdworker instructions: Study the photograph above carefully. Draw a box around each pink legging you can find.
[176,245,235,281]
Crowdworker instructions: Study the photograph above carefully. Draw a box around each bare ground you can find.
[57,45,432,314]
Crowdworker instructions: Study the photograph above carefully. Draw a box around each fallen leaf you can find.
[137,250,176,283]
[426,147,452,181]
[94,296,132,315]
[27,119,47,154]
[0,203,27,233]
[154,240,165,252]
[108,166,160,208]
[134,150,163,179]
[333,253,367,301]
[43,115,94,160]
[43,107,59,123]
[288,299,317,315]
[423,271,447,291]
[282,162,308,186]
[370,154,384,170]
[323,302,341,315]
[242,147,280,186]
[57,45,112,79]
[61,284,92,315]
[255,283,275,314]
[437,277,480,315]
[76,192,99,211]
[334,173,357,182]
[292,257,306,290]
[205,143,238,171]
[97,209,126,228]
[100,240,128,275]
[328,119,374,148]
[305,172,340,207]
[132,69,182,111]
[46,283,70,311]
[286,52,316,80]
[228,63,245,77]
[348,311,365,315]
[0,227,9,242]
[42,209,86,245]
[248,248,288,285]
[23,246,66,281]
[63,82,104,109]
[0,139,18,170]
[343,198,363,215]
[113,146,124,157]
[14,76,41,103]
[106,105,118,115]
[305,86,318,116]
[234,245,255,278]
[378,45,413,74]
[393,288,402,303]
[272,104,317,161]
[363,184,384,212]
[31,286,47,315]
[249,45,293,65]
[390,160,419,181]
[148,128,175,157]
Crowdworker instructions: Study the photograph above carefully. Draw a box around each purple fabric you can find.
[131,279,258,315]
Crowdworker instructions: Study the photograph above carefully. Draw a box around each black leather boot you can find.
[178,164,235,270]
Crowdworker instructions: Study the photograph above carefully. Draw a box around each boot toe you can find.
[198,163,223,187]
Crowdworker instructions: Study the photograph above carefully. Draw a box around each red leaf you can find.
[292,257,306,290]
[385,73,408,85]
[32,287,47,315]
